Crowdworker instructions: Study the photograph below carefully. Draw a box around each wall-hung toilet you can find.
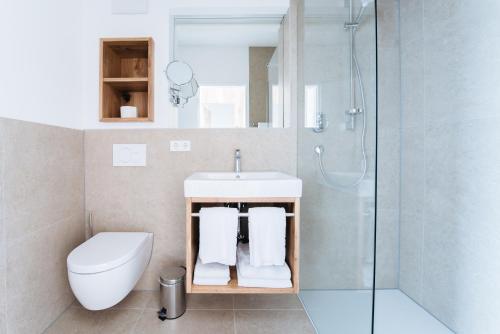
[67,232,153,310]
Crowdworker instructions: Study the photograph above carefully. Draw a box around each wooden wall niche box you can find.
[100,38,154,122]
[186,197,300,294]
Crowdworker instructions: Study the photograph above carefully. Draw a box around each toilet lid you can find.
[67,232,151,274]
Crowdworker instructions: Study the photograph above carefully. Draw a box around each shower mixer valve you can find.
[313,112,329,133]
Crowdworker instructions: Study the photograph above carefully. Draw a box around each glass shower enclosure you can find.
[298,0,377,333]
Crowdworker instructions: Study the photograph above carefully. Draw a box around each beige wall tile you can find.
[0,118,85,334]
[0,121,6,334]
[84,128,297,290]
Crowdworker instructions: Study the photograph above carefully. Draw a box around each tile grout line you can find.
[233,313,237,334]
[396,0,403,290]
[42,301,75,333]
[420,0,426,305]
[129,300,148,334]
[6,211,83,248]
[233,295,237,334]
[297,294,319,334]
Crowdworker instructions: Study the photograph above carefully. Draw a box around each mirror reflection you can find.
[172,15,289,128]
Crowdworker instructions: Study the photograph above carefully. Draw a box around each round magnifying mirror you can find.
[179,78,199,98]
[166,61,193,86]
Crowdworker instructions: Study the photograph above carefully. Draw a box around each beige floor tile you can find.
[47,294,312,334]
[186,294,234,310]
[98,309,143,334]
[146,292,234,310]
[71,300,83,308]
[234,294,303,310]
[112,291,155,309]
[43,307,101,334]
[133,310,234,334]
[44,307,143,334]
[235,310,315,334]
[145,290,161,310]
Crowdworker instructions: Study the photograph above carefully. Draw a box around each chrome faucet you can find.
[234,149,241,176]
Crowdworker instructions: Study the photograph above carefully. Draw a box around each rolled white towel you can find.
[237,243,291,280]
[199,207,238,265]
[248,207,286,267]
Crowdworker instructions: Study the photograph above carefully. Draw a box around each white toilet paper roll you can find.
[120,106,138,118]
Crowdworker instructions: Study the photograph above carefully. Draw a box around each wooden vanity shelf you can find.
[99,38,154,122]
[185,197,300,294]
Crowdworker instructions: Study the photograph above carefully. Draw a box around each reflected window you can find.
[199,86,247,128]
[270,84,282,128]
[304,85,319,128]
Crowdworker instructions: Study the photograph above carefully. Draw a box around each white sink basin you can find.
[184,171,302,198]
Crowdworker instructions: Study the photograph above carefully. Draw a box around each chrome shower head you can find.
[354,0,374,24]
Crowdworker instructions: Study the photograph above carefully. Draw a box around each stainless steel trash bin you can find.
[158,267,186,320]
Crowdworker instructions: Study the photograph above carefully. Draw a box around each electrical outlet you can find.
[170,140,191,152]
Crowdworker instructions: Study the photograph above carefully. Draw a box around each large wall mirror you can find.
[171,13,290,128]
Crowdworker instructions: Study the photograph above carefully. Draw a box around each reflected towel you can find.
[248,207,286,266]
[199,207,238,265]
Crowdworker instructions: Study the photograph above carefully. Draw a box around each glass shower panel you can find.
[298,0,377,333]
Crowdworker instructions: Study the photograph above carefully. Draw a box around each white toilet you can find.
[67,232,153,310]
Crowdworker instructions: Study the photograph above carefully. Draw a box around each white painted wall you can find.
[0,0,288,129]
[81,0,289,129]
[176,46,249,128]
[0,0,83,129]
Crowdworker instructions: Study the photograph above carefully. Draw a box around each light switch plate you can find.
[113,144,147,166]
[170,140,191,152]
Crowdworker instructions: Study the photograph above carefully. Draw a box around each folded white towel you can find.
[237,277,292,288]
[193,277,230,286]
[194,256,229,280]
[199,207,238,265]
[237,243,291,280]
[248,207,286,266]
